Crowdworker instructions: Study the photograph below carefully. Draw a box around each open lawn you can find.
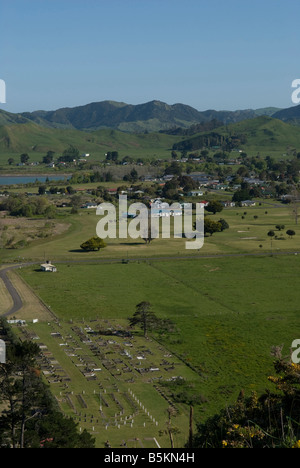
[1,200,300,264]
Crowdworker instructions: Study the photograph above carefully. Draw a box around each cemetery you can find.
[18,318,198,448]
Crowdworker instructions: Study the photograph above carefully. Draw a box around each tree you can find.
[217,219,229,231]
[31,412,95,448]
[44,205,57,219]
[106,151,119,162]
[43,151,55,164]
[179,175,198,193]
[58,145,79,163]
[142,213,158,244]
[38,185,47,195]
[80,237,106,251]
[129,168,138,182]
[289,188,300,225]
[159,407,180,449]
[232,189,251,203]
[70,194,83,214]
[8,158,14,166]
[66,186,75,195]
[128,302,159,337]
[205,201,223,215]
[286,229,296,239]
[20,153,29,164]
[204,218,222,236]
[0,339,43,448]
[268,230,275,238]
[164,161,182,176]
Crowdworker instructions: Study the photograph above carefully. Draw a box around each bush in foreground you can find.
[192,357,300,448]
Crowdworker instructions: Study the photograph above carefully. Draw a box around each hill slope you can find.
[0,121,181,162]
[172,116,300,157]
[0,101,286,133]
[273,104,300,124]
[17,100,268,132]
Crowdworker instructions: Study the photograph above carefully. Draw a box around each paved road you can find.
[0,267,23,317]
[0,263,35,317]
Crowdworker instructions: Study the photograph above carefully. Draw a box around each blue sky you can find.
[1,0,300,113]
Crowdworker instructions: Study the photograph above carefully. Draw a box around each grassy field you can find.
[0,213,70,251]
[1,200,299,264]
[3,198,300,448]
[19,254,300,424]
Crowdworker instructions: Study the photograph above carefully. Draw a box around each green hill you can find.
[1,100,266,133]
[224,116,300,154]
[172,116,300,158]
[273,104,300,125]
[1,115,300,167]
[0,109,30,126]
[0,121,181,164]
[20,100,258,132]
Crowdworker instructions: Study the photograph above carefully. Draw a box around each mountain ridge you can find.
[0,100,284,133]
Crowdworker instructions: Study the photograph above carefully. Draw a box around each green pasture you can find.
[19,254,300,422]
[1,201,300,264]
[4,198,300,446]
[0,123,180,166]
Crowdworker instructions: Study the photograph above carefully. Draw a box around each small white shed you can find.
[41,261,57,273]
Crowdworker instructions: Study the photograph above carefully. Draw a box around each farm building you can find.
[40,262,57,273]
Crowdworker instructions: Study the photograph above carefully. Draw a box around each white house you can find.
[241,200,256,207]
[81,202,98,209]
[187,190,204,197]
[41,262,57,273]
[222,201,236,208]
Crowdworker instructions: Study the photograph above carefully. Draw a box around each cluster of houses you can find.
[142,171,267,192]
[149,198,210,218]
[77,169,262,213]
[222,200,256,208]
